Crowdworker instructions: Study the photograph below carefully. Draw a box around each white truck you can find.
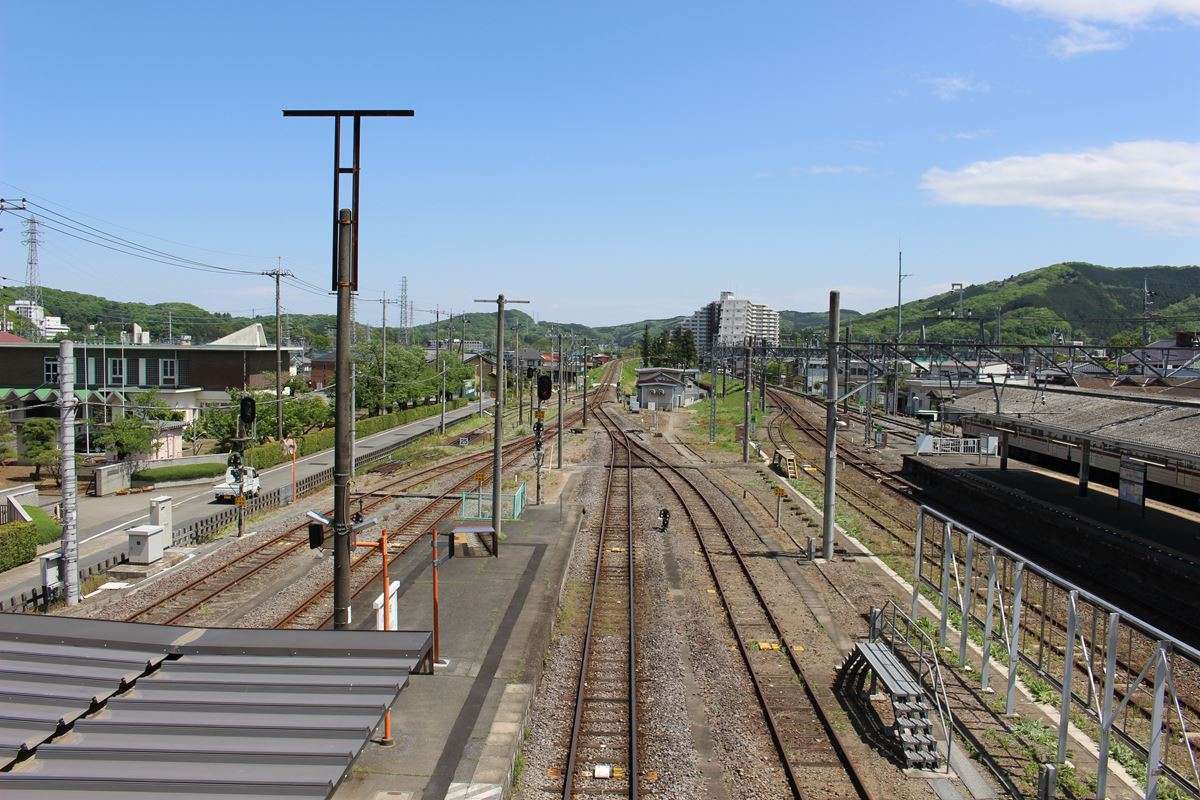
[213,466,261,503]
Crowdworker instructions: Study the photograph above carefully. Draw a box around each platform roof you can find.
[0,614,431,799]
[947,384,1200,467]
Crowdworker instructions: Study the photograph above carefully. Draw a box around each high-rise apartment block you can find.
[680,291,780,350]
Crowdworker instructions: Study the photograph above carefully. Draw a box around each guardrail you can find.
[913,504,1200,799]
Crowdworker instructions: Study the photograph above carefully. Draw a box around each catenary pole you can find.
[333,209,354,629]
[58,340,79,605]
[742,341,751,463]
[822,291,841,560]
[557,331,564,469]
[581,339,589,427]
[475,295,529,549]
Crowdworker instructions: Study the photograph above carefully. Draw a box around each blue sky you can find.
[2,1,1197,326]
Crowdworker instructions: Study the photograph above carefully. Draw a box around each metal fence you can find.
[4,412,455,612]
[912,504,1200,799]
[459,482,527,521]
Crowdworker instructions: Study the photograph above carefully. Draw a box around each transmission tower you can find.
[22,217,41,309]
[399,275,409,344]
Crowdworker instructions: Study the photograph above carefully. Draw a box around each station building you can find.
[0,323,301,426]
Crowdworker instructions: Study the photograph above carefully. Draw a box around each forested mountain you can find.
[5,262,1195,352]
[819,263,1199,345]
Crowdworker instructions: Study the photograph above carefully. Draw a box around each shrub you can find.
[0,521,38,571]
[131,463,228,483]
[241,399,469,470]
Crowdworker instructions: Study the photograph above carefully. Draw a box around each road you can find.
[0,400,493,610]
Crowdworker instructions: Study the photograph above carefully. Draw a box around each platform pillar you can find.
[1077,440,1090,497]
[999,431,1009,471]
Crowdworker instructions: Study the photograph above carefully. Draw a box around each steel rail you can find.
[594,404,877,800]
[767,386,1200,753]
[123,438,503,625]
[562,398,638,799]
[283,362,622,629]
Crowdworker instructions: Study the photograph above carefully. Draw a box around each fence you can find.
[0,487,37,526]
[3,407,463,612]
[459,482,527,521]
[914,435,998,456]
[912,505,1200,799]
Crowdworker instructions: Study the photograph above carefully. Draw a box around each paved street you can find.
[0,400,492,608]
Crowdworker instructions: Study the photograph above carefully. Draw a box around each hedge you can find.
[132,463,227,483]
[0,521,38,571]
[24,505,62,546]
[243,399,468,470]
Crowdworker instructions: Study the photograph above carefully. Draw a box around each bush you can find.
[0,521,38,571]
[241,399,469,470]
[131,463,228,483]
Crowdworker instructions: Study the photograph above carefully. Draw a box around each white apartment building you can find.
[2,300,70,338]
[682,291,780,349]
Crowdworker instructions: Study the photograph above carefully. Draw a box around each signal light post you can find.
[283,108,414,629]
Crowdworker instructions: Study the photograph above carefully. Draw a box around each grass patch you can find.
[25,505,62,545]
[132,462,226,483]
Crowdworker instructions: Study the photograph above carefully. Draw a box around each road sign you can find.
[475,470,490,483]
[535,409,545,421]
[1119,456,1146,512]
[774,486,787,497]
[234,495,246,508]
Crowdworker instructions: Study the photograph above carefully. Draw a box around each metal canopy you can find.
[0,613,432,799]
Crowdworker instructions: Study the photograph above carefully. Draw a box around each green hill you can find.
[5,262,1195,351]
[825,262,1200,345]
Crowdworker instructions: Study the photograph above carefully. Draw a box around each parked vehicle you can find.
[213,466,261,502]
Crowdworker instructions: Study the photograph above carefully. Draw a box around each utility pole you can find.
[822,291,841,560]
[58,340,79,605]
[742,340,752,463]
[264,261,294,442]
[708,349,717,444]
[759,339,767,413]
[895,245,910,416]
[557,331,564,469]
[379,293,391,414]
[283,109,415,630]
[333,210,355,628]
[1142,277,1155,345]
[475,294,529,549]
[581,339,589,427]
[842,325,851,412]
[515,325,523,426]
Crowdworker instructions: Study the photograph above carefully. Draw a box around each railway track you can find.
[280,362,621,630]
[594,404,877,800]
[124,367,620,628]
[561,406,638,799]
[764,387,1200,791]
[122,445,501,625]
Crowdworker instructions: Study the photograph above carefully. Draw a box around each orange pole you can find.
[431,528,441,663]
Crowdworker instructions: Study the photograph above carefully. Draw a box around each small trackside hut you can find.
[634,367,703,410]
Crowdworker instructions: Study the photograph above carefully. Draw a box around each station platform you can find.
[903,453,1200,642]
[333,480,584,800]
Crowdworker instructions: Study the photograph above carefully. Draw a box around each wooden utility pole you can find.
[264,262,294,442]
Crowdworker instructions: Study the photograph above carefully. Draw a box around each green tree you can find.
[18,418,59,480]
[0,412,15,462]
[98,414,156,461]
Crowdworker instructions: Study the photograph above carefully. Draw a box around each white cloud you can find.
[991,0,1200,25]
[939,129,995,141]
[924,75,990,101]
[990,0,1200,56]
[920,140,1200,233]
[799,164,871,175]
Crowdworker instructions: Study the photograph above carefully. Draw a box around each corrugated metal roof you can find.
[0,613,431,799]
